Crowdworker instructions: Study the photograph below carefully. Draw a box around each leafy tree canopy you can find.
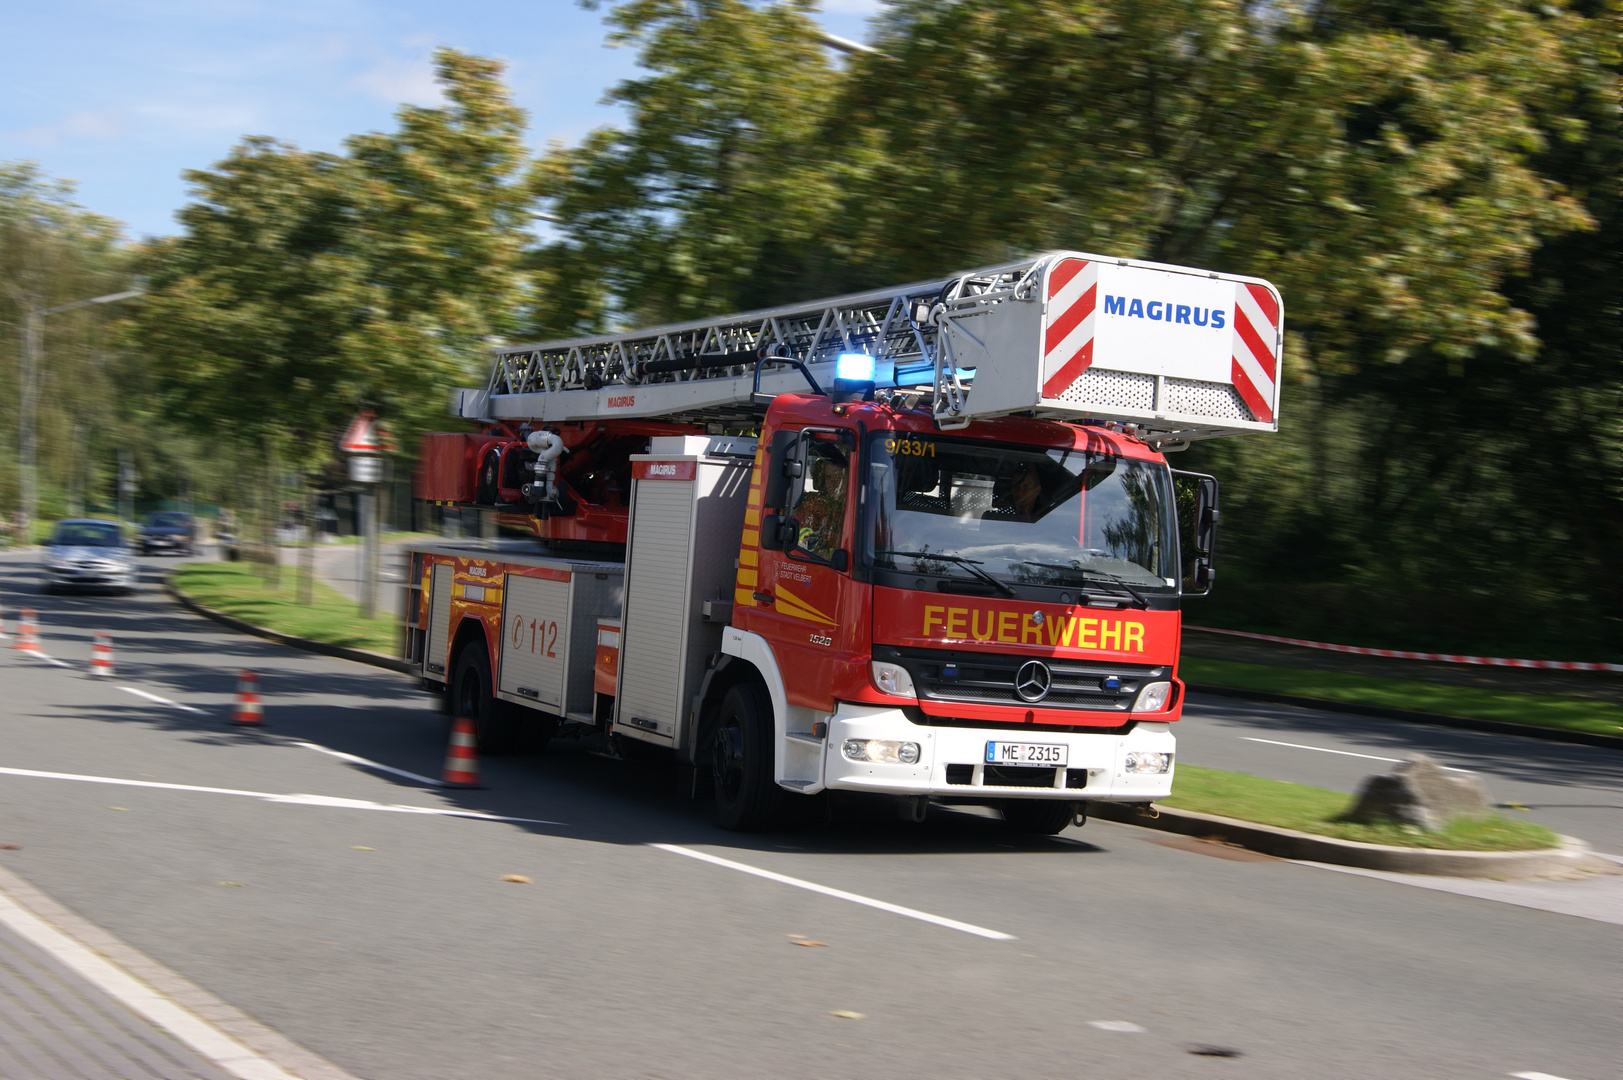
[128,48,535,473]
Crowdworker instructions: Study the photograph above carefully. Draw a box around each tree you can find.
[536,0,844,326]
[545,0,1614,652]
[0,163,131,533]
[130,48,537,474]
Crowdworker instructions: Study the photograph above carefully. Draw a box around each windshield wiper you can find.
[873,548,1017,598]
[1015,560,1150,608]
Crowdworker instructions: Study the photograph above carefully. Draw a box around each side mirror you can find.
[1171,470,1219,597]
[830,549,849,573]
[759,513,795,552]
[761,429,803,510]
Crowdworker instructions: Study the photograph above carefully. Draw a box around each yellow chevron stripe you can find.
[735,586,756,606]
[737,568,757,587]
[738,548,757,567]
[774,586,837,626]
[745,508,760,526]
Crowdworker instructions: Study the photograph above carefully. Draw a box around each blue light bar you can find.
[836,352,876,382]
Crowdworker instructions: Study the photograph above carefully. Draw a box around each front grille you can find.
[944,764,1091,789]
[984,765,1061,787]
[880,645,1167,712]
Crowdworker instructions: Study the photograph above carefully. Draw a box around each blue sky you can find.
[1,0,882,241]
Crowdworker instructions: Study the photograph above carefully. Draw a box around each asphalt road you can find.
[0,547,1617,1080]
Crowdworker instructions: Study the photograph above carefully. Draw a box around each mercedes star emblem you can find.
[1014,660,1052,703]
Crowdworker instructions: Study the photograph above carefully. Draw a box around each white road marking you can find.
[0,765,558,825]
[18,647,71,668]
[0,890,298,1080]
[1241,737,1468,771]
[1088,1020,1146,1033]
[293,741,444,787]
[1512,1073,1577,1080]
[650,842,1015,941]
[118,685,207,715]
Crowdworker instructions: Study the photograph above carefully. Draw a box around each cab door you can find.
[752,426,861,712]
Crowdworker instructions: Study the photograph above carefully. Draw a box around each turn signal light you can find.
[1133,681,1172,712]
[870,661,916,697]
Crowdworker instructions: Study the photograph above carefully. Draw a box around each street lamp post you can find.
[18,289,142,542]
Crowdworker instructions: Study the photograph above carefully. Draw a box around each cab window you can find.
[788,440,850,564]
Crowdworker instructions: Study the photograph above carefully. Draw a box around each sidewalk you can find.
[0,918,238,1080]
[0,864,358,1080]
[276,538,420,620]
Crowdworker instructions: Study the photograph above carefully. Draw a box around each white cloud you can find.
[133,101,261,133]
[13,109,125,145]
[347,56,445,106]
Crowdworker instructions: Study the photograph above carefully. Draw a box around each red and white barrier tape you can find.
[1184,625,1623,674]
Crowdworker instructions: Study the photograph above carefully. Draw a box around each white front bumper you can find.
[818,703,1175,802]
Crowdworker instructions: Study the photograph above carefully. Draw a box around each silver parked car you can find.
[43,519,137,594]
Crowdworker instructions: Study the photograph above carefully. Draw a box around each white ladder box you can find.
[936,252,1283,442]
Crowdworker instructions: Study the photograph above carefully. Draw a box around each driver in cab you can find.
[999,462,1045,520]
[794,448,848,561]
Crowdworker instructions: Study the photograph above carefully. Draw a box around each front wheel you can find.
[710,683,783,832]
[1001,799,1081,835]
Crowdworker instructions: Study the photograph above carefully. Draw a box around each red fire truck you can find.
[403,251,1282,832]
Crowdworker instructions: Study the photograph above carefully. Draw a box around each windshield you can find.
[53,523,124,547]
[863,433,1177,592]
[145,513,188,527]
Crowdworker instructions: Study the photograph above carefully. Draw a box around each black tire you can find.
[1001,799,1080,835]
[710,683,783,832]
[449,642,553,755]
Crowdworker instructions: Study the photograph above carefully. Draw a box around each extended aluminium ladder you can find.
[453,251,1284,446]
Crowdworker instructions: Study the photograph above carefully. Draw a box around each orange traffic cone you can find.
[88,631,114,677]
[441,717,483,788]
[230,670,264,725]
[13,608,39,651]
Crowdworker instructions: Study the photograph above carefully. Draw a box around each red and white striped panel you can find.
[1041,258,1098,399]
[1231,283,1280,424]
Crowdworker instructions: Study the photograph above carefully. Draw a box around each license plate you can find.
[985,741,1067,767]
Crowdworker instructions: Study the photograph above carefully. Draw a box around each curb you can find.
[1089,802,1593,879]
[1186,682,1623,752]
[165,579,414,676]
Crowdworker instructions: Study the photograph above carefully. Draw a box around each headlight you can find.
[1133,681,1172,712]
[842,739,921,765]
[870,661,916,697]
[1124,751,1172,774]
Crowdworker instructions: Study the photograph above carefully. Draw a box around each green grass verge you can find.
[1163,764,1559,850]
[173,561,397,655]
[1181,655,1623,739]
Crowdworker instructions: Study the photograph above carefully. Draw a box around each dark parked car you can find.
[139,512,197,556]
[43,519,137,594]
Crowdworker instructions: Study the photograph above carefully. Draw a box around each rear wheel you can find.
[710,683,783,832]
[450,642,553,755]
[1001,799,1080,835]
